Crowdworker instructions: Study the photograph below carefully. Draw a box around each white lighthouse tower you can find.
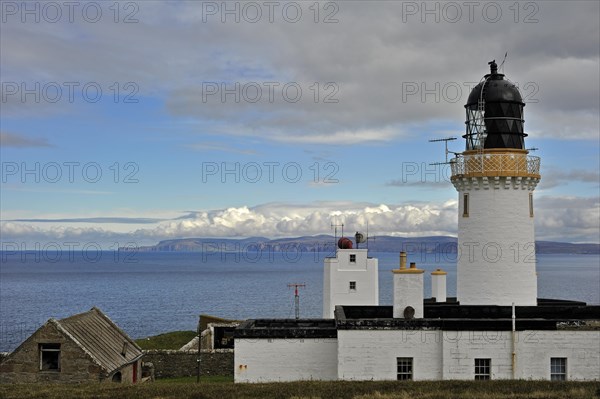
[451,61,541,306]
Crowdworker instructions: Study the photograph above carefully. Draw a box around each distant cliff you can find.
[135,236,599,254]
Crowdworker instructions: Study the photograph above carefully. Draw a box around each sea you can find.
[0,251,598,352]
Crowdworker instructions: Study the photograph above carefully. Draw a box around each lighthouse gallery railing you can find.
[450,153,540,178]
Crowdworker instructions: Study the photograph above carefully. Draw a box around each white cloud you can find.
[1,2,598,246]
[270,127,400,145]
[538,169,600,190]
[2,1,598,142]
[0,201,458,247]
[0,132,51,148]
[2,195,598,246]
[534,196,600,243]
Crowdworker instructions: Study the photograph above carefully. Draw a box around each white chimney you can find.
[392,252,424,318]
[431,269,447,302]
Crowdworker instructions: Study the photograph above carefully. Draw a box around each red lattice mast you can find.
[287,283,306,320]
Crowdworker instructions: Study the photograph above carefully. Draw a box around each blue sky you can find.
[1,1,599,247]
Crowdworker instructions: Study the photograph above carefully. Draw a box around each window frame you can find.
[474,358,491,380]
[39,343,61,372]
[349,281,356,291]
[529,192,534,217]
[396,357,413,381]
[550,357,567,381]
[349,254,356,263]
[463,193,469,217]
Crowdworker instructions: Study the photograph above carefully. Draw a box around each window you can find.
[463,193,469,217]
[39,343,60,371]
[396,357,413,380]
[529,193,534,217]
[474,358,491,380]
[349,281,356,291]
[551,358,567,381]
[349,254,356,263]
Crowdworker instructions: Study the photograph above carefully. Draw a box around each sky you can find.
[1,0,599,249]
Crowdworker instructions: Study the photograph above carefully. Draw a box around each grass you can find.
[134,330,197,350]
[1,380,598,399]
[154,375,233,384]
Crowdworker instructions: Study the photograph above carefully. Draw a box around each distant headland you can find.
[135,235,600,254]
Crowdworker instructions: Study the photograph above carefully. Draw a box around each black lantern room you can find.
[464,61,526,150]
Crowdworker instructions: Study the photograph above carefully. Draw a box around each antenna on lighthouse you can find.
[499,51,508,73]
[287,283,306,320]
[369,234,376,250]
[429,137,459,166]
[331,222,344,253]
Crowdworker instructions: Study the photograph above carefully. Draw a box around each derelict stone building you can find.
[0,307,143,384]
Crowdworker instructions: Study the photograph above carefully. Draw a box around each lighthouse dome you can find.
[463,61,527,150]
[466,76,523,105]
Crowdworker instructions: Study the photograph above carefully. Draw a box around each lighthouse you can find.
[234,60,600,385]
[451,61,541,306]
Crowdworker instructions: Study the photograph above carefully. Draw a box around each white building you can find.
[234,62,600,383]
[323,238,379,318]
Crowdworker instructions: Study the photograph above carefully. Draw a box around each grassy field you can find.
[134,330,197,350]
[155,376,233,384]
[1,380,598,399]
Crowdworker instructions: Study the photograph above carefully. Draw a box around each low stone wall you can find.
[142,349,233,379]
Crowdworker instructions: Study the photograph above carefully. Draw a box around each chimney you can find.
[431,269,447,303]
[392,254,424,318]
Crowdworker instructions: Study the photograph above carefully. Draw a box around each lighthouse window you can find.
[529,193,534,217]
[463,194,469,217]
[550,358,567,381]
[349,281,356,291]
[349,254,356,263]
[396,357,413,380]
[474,358,491,380]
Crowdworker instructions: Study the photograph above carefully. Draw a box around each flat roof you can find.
[234,319,337,339]
[234,299,600,337]
[336,299,600,331]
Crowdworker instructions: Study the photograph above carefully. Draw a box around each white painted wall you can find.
[393,272,424,318]
[335,329,598,381]
[442,329,600,380]
[323,249,378,318]
[515,330,600,381]
[441,330,513,379]
[337,330,443,381]
[237,330,598,382]
[431,273,447,302]
[235,338,338,383]
[454,176,539,305]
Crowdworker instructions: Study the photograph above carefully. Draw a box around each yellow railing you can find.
[451,152,540,179]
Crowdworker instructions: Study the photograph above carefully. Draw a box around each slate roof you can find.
[52,307,143,374]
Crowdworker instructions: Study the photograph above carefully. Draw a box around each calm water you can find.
[0,251,598,352]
